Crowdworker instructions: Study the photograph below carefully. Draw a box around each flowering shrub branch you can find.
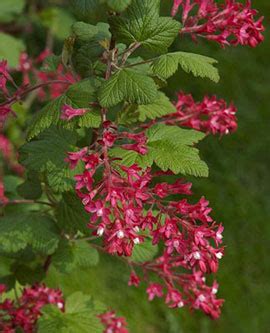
[0,0,264,331]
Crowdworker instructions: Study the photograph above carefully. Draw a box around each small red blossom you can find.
[61,104,88,121]
[172,0,264,47]
[99,311,129,333]
[0,284,64,332]
[65,147,88,169]
[128,271,140,287]
[146,283,163,301]
[165,92,238,135]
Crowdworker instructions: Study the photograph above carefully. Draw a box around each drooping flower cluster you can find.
[66,120,224,318]
[99,311,129,333]
[166,91,237,135]
[0,284,64,332]
[171,0,264,47]
[0,134,24,175]
[0,60,16,125]
[18,50,75,101]
[0,54,74,127]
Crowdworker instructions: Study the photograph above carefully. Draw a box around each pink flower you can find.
[0,60,10,93]
[65,147,88,169]
[99,311,129,333]
[61,104,87,121]
[128,272,140,287]
[121,132,148,155]
[0,105,13,124]
[153,179,192,198]
[172,0,264,47]
[165,289,184,308]
[146,283,163,301]
[166,92,238,135]
[0,284,64,332]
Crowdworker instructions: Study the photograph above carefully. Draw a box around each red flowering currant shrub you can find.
[0,0,264,331]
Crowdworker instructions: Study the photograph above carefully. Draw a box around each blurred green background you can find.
[1,1,269,332]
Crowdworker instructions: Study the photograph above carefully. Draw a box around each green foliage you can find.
[111,125,208,177]
[72,21,99,41]
[117,92,176,124]
[106,0,132,12]
[98,68,158,107]
[72,22,110,77]
[152,51,220,82]
[55,192,89,234]
[17,171,42,200]
[52,240,99,273]
[0,213,60,255]
[38,292,104,333]
[146,124,208,176]
[131,239,158,263]
[137,92,176,121]
[39,7,75,40]
[27,80,101,140]
[0,0,25,23]
[110,0,181,52]
[70,0,105,22]
[46,162,83,193]
[27,96,67,140]
[0,32,25,67]
[20,127,77,172]
[40,55,61,73]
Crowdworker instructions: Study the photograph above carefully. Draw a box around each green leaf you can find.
[106,0,132,12]
[146,124,209,177]
[27,80,101,140]
[0,213,60,254]
[137,92,176,121]
[20,127,77,172]
[72,22,110,77]
[131,239,158,263]
[72,21,99,41]
[46,161,83,193]
[151,51,220,82]
[66,78,99,108]
[0,0,25,23]
[52,240,99,273]
[110,0,180,52]
[98,68,158,108]
[27,96,66,140]
[110,147,153,169]
[41,55,61,73]
[147,123,205,145]
[110,125,207,176]
[56,192,89,234]
[117,92,175,125]
[13,263,45,285]
[0,32,25,67]
[17,171,42,200]
[40,7,75,40]
[3,176,22,195]
[38,292,104,333]
[70,0,105,23]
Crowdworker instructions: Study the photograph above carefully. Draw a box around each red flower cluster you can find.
[172,0,264,47]
[0,134,24,175]
[18,50,75,101]
[0,284,64,332]
[0,61,16,125]
[99,311,129,333]
[166,91,237,135]
[0,53,74,127]
[66,120,224,318]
